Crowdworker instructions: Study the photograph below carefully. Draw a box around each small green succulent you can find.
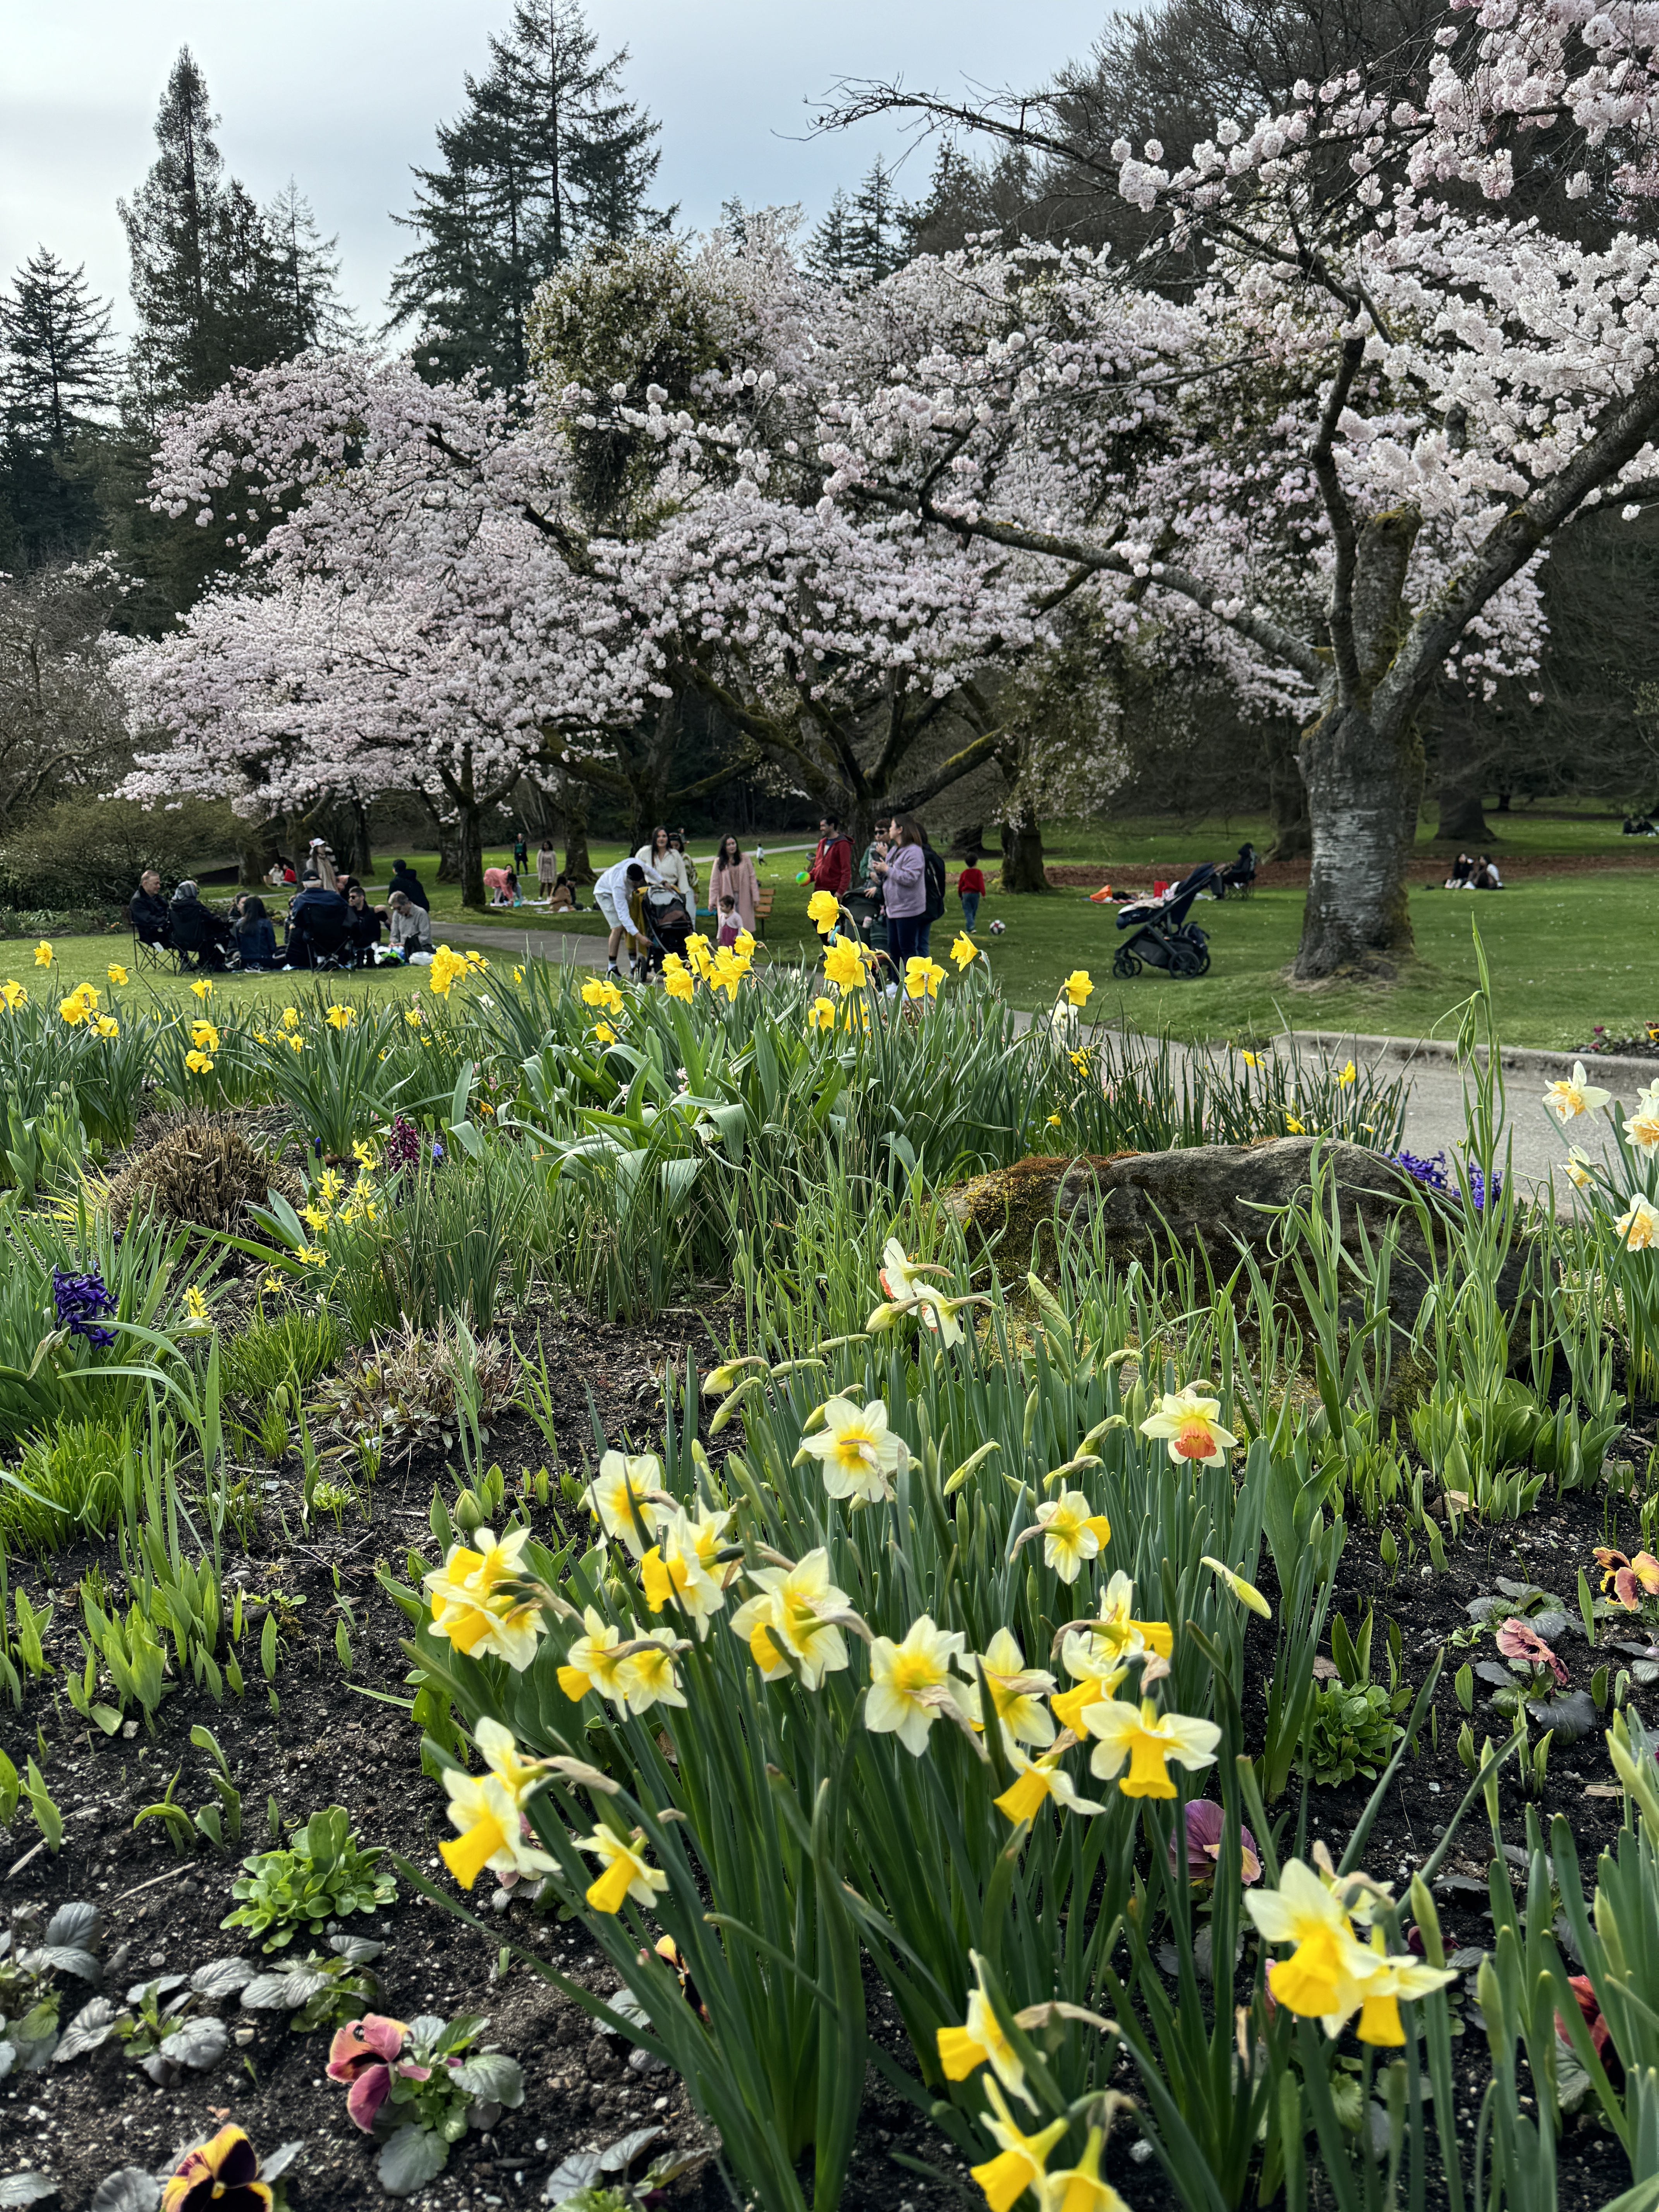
[221,1806,397,1952]
[1302,1679,1407,1788]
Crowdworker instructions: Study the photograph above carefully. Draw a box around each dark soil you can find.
[0,1302,1649,2211]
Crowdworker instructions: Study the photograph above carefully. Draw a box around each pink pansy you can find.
[327,2012,415,2132]
[1495,1617,1568,1687]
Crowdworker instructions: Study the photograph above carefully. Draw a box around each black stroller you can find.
[1216,842,1258,898]
[636,892,696,976]
[1112,863,1216,979]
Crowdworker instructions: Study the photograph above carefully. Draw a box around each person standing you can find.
[881,818,927,975]
[635,826,690,906]
[513,828,529,877]
[536,838,560,900]
[709,835,759,933]
[808,814,852,901]
[957,852,987,934]
[917,826,947,956]
[388,858,429,910]
[670,829,699,912]
[594,857,649,976]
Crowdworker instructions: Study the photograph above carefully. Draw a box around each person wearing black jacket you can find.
[168,881,234,968]
[918,830,948,957]
[284,882,350,968]
[343,883,384,962]
[387,859,429,910]
[233,895,279,969]
[131,870,171,946]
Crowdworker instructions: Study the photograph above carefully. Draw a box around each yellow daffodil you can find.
[579,1825,668,1916]
[1616,1195,1659,1250]
[639,1504,737,1638]
[905,955,946,1000]
[325,1003,355,1029]
[581,976,624,1015]
[1337,1058,1356,1087]
[808,889,841,934]
[969,2079,1070,2212]
[184,1049,215,1075]
[866,1614,972,1755]
[352,1139,377,1168]
[1081,1697,1221,1798]
[422,1526,544,1669]
[823,936,870,992]
[190,1020,219,1052]
[1246,1858,1382,2022]
[734,928,755,958]
[587,1449,663,1557]
[183,1286,209,1321]
[0,981,26,1011]
[1345,1924,1458,2045]
[937,1954,1035,2106]
[685,933,714,977]
[1046,1112,1062,1128]
[1051,1575,1170,1728]
[189,975,213,1000]
[593,1020,618,1045]
[1240,1049,1258,1068]
[729,1547,852,1688]
[993,1743,1106,1827]
[799,1394,908,1505]
[951,932,979,968]
[618,1631,687,1716]
[808,994,836,1031]
[1544,1061,1611,1124]
[94,1014,119,1038]
[58,994,89,1026]
[664,960,695,1002]
[405,1006,424,1026]
[1045,2129,1128,2212]
[1068,1048,1089,1073]
[440,1770,554,1889]
[1060,968,1093,1007]
[970,1627,1056,1749]
[558,1606,635,1708]
[1285,1113,1305,1134]
[1029,1491,1111,1584]
[106,962,128,987]
[1139,1384,1238,1467]
[32,941,53,967]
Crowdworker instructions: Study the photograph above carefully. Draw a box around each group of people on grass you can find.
[130,847,436,972]
[592,812,988,981]
[1443,851,1504,891]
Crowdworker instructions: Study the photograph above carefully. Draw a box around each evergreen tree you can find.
[388,0,670,388]
[805,188,856,283]
[119,49,353,409]
[0,250,118,564]
[848,156,911,281]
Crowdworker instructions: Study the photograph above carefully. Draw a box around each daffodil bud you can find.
[1201,1555,1271,1619]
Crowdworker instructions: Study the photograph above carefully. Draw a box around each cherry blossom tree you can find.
[796,0,1659,974]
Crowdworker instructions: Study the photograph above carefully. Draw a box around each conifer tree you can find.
[388,0,669,388]
[805,188,856,283]
[0,250,117,562]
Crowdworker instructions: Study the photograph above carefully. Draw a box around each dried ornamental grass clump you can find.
[106,1118,301,1236]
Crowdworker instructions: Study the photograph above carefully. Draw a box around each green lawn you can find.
[19,820,1652,1047]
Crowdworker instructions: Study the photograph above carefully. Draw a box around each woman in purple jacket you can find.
[880,817,928,972]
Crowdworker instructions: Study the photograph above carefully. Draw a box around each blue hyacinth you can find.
[52,1266,118,1348]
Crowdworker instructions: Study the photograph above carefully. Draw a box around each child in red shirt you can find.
[957,857,987,933]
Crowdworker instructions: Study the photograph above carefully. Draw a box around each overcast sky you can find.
[1,0,1108,335]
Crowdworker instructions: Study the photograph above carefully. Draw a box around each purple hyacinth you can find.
[52,1267,117,1349]
[1394,1149,1502,1209]
[383,1114,421,1176]
[431,1139,445,1163]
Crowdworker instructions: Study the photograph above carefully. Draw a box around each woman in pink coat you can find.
[709,835,759,933]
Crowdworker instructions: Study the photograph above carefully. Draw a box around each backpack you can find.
[922,847,947,924]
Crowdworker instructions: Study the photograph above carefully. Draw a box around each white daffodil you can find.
[969,1627,1057,1749]
[730,1547,853,1688]
[866,1614,973,1755]
[799,1395,908,1505]
[1139,1384,1239,1467]
[1544,1061,1611,1124]
[587,1451,663,1556]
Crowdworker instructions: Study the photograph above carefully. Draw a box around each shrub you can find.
[105,1117,301,1237]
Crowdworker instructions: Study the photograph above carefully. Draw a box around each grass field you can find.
[10,802,1652,1047]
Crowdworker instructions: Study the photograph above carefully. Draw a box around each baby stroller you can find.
[1112,863,1216,979]
[635,892,695,977]
[1216,843,1258,898]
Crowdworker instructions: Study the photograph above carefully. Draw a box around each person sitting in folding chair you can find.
[284,880,351,969]
[167,881,235,969]
[131,869,172,964]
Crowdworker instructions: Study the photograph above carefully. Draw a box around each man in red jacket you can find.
[808,814,853,899]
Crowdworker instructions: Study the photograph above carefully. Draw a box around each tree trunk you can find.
[1435,704,1491,843]
[434,821,462,883]
[999,811,1051,893]
[237,819,283,886]
[1263,718,1311,861]
[1293,704,1423,977]
[457,802,486,909]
